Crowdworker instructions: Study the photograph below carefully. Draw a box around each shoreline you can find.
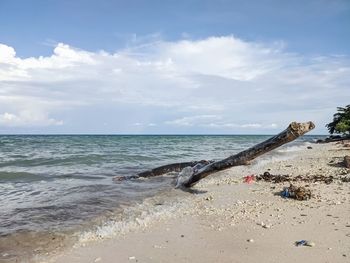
[44,142,350,263]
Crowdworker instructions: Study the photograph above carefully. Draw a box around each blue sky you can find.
[0,0,349,134]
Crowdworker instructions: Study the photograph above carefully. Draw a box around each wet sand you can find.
[23,142,350,262]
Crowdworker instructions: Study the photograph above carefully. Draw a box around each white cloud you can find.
[165,116,276,130]
[0,111,63,127]
[165,115,220,127]
[152,37,291,81]
[0,44,16,62]
[240,123,262,128]
[0,36,349,133]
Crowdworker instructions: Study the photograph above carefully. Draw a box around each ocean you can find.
[0,134,325,261]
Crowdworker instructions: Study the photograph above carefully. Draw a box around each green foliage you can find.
[326,105,350,135]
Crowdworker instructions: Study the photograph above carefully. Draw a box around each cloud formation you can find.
[0,36,349,133]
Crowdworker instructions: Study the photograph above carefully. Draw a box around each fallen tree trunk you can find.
[114,121,315,187]
[113,160,213,181]
[180,121,315,187]
[137,160,212,178]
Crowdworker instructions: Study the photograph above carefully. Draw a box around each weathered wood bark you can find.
[137,160,211,178]
[113,160,212,181]
[181,121,315,187]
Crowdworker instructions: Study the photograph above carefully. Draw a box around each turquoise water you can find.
[0,135,324,238]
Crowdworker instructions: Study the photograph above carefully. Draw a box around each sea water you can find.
[0,135,325,261]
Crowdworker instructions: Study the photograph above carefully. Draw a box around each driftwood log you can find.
[114,121,315,188]
[181,121,315,187]
[137,160,212,178]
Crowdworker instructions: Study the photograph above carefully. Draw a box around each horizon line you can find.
[0,133,328,136]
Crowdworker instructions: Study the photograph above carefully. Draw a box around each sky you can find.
[0,0,349,134]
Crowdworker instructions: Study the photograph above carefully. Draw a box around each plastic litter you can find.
[295,240,307,246]
[281,188,290,198]
[295,240,315,247]
[281,184,312,200]
[243,175,255,184]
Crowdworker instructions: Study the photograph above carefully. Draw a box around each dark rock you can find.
[307,146,313,149]
[330,135,342,139]
[317,135,350,144]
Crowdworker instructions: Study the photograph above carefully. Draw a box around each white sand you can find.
[47,142,350,263]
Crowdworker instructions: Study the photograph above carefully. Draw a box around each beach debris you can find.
[94,257,102,262]
[307,241,316,247]
[256,171,338,184]
[281,184,312,200]
[295,240,307,246]
[344,156,350,168]
[243,175,255,184]
[257,222,271,229]
[295,240,315,247]
[128,256,136,260]
[247,238,254,243]
[256,171,290,183]
[205,195,214,201]
[307,146,313,149]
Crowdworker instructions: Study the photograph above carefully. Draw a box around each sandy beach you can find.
[39,141,349,263]
[2,1,349,262]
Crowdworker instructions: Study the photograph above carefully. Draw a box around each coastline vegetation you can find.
[326,105,350,136]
